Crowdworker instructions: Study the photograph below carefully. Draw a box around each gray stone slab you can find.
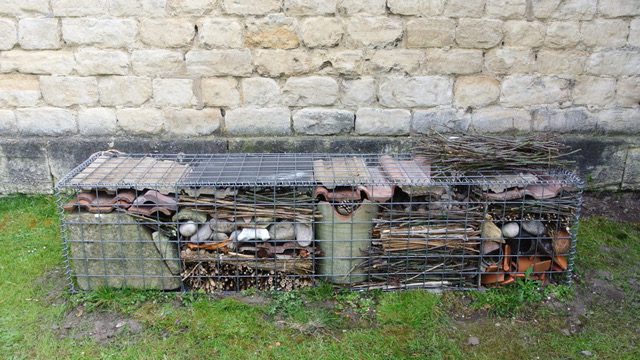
[67,212,180,290]
[0,139,52,194]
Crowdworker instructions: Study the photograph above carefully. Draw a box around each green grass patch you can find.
[0,195,638,359]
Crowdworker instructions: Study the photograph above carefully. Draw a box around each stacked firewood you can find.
[182,255,313,292]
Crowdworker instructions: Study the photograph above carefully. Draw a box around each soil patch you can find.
[55,305,143,344]
[582,192,640,223]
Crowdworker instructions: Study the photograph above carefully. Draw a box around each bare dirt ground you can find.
[581,191,640,223]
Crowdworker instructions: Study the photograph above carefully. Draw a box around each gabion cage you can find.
[56,151,583,292]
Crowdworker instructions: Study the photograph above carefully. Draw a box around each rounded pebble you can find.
[179,221,198,237]
[501,222,520,238]
[522,220,546,236]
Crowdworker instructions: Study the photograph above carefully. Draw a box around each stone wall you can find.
[0,0,639,193]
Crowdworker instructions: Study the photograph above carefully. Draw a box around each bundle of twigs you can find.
[179,189,318,222]
[182,261,313,292]
[487,195,579,225]
[378,231,480,253]
[416,132,578,171]
[356,249,478,286]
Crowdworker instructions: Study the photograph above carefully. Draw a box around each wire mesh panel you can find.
[56,151,583,292]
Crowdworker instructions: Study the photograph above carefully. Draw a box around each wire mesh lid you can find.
[56,151,583,190]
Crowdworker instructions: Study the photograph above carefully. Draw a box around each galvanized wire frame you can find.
[56,152,584,292]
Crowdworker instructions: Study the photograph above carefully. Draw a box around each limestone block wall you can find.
[0,0,639,192]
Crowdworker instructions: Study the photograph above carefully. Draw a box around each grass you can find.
[0,195,638,359]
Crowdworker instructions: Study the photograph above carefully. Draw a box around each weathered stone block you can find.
[51,0,106,16]
[532,107,596,132]
[132,50,186,77]
[245,15,300,49]
[454,76,500,108]
[559,0,598,20]
[197,17,243,49]
[0,140,52,194]
[16,107,77,136]
[486,0,526,18]
[117,108,164,135]
[616,77,640,108]
[586,50,640,76]
[444,0,485,17]
[62,18,137,48]
[368,50,424,74]
[406,19,455,48]
[471,106,531,132]
[412,108,470,133]
[536,50,587,75]
[300,17,343,48]
[503,21,545,47]
[283,76,339,106]
[223,0,282,15]
[67,212,180,290]
[533,0,597,20]
[598,0,640,18]
[355,108,410,135]
[153,78,196,107]
[0,19,16,50]
[341,77,376,107]
[484,47,534,75]
[0,0,49,16]
[623,147,640,189]
[379,76,453,107]
[313,49,363,76]
[545,21,580,48]
[78,108,117,136]
[630,19,640,46]
[225,107,292,135]
[0,110,16,134]
[18,18,60,50]
[346,17,403,48]
[565,136,626,190]
[500,76,571,107]
[75,48,129,76]
[167,0,217,15]
[253,49,316,77]
[140,18,195,48]
[164,108,222,136]
[573,76,616,107]
[284,0,336,15]
[456,19,503,49]
[108,0,167,16]
[40,76,99,107]
[99,76,152,106]
[425,48,483,75]
[596,108,640,132]
[241,77,281,106]
[186,49,253,76]
[0,74,40,107]
[387,0,444,16]
[337,0,386,15]
[202,77,240,107]
[293,108,353,135]
[581,19,628,48]
[0,50,75,75]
